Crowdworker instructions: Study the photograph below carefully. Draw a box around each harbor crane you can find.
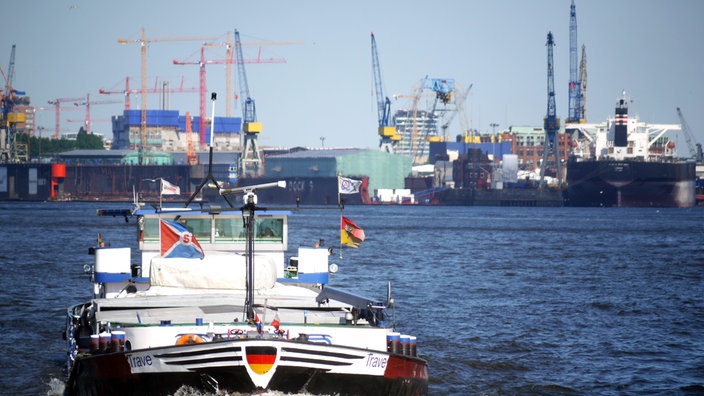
[676,107,703,162]
[567,0,582,124]
[203,32,301,117]
[539,32,562,188]
[371,33,400,153]
[235,29,263,177]
[1,44,29,162]
[578,44,587,122]
[174,43,285,148]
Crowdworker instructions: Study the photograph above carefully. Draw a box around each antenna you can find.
[184,92,236,208]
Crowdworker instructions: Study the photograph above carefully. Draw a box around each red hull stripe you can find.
[246,354,276,365]
[383,355,428,380]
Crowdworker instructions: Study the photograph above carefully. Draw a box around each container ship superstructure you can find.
[566,92,695,208]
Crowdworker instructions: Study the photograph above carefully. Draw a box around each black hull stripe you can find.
[279,356,352,366]
[164,356,243,366]
[155,346,241,358]
[281,346,365,360]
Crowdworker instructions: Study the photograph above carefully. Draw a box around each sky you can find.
[2,0,703,154]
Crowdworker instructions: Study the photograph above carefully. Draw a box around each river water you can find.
[0,202,702,395]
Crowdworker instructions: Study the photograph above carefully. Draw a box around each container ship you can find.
[566,92,696,208]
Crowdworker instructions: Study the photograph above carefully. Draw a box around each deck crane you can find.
[118,28,217,165]
[676,107,703,162]
[235,29,264,177]
[1,44,28,162]
[539,32,562,188]
[371,33,400,153]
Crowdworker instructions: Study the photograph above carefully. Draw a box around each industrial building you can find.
[111,109,242,153]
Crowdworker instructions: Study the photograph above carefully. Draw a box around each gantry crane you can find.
[118,28,217,165]
[371,33,400,153]
[540,32,562,188]
[173,44,285,148]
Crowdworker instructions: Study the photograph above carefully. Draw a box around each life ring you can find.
[175,334,205,345]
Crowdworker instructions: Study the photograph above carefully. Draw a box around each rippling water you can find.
[1,202,703,395]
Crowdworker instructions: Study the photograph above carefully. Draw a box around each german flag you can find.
[246,346,277,375]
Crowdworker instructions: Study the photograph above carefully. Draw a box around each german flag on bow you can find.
[160,219,205,259]
[340,216,365,248]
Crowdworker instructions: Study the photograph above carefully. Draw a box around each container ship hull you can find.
[566,159,695,208]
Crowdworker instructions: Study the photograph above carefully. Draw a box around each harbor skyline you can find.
[2,0,703,152]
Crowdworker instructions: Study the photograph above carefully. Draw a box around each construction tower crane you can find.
[99,76,198,110]
[203,32,302,118]
[174,44,285,148]
[371,33,400,153]
[540,31,562,188]
[47,96,84,138]
[118,28,217,165]
[567,0,582,124]
[235,29,263,177]
[74,93,121,134]
[676,107,703,161]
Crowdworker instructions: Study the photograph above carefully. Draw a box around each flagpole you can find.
[337,174,343,258]
[159,178,163,211]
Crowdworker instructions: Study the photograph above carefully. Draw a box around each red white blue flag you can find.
[160,219,205,259]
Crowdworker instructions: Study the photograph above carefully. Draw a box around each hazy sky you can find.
[2,0,703,153]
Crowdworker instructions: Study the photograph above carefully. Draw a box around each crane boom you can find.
[6,44,15,93]
[235,29,263,176]
[567,0,581,123]
[235,30,256,125]
[676,107,702,161]
[370,33,398,153]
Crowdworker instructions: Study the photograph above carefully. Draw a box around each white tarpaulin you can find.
[150,253,276,290]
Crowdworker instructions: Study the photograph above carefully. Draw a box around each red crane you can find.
[73,93,121,133]
[173,45,286,148]
[118,28,218,164]
[47,96,84,138]
[99,76,198,110]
